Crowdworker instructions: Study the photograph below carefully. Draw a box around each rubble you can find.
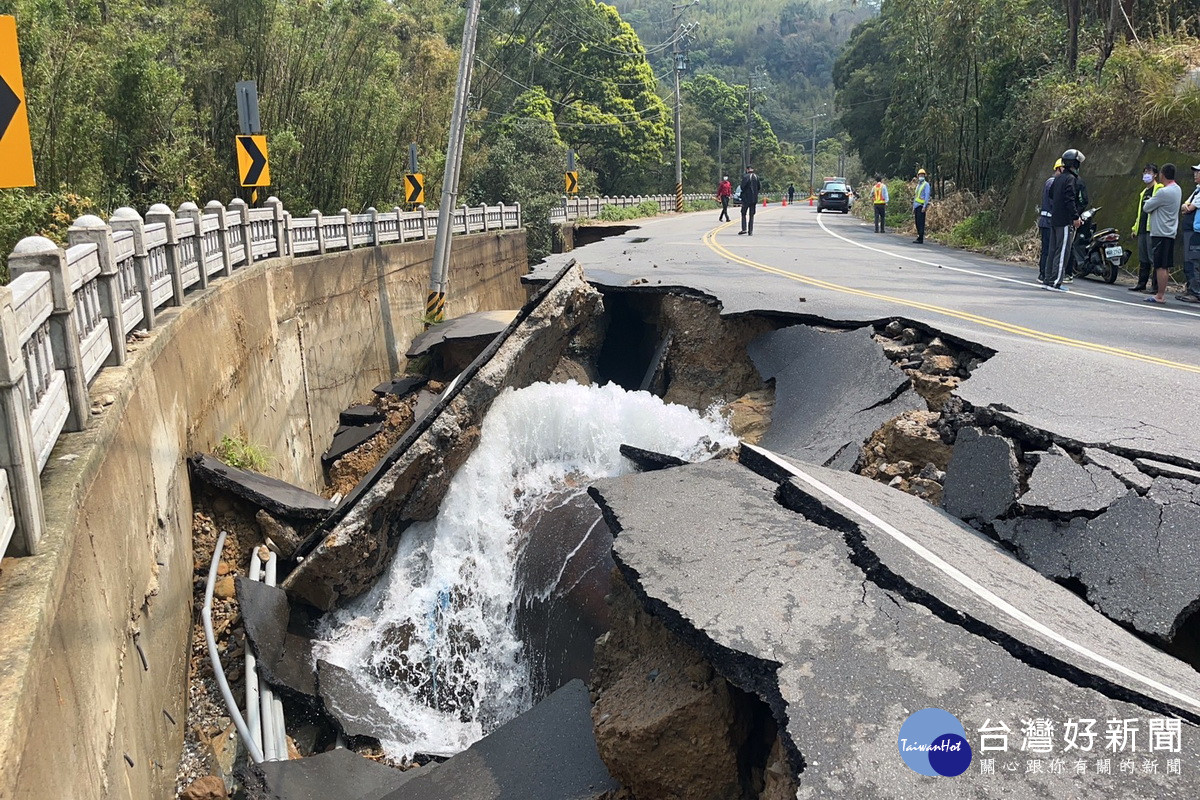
[189,454,334,523]
[1017,445,1126,515]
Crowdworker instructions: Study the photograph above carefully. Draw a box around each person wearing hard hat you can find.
[1037,158,1064,284]
[1130,163,1163,293]
[912,169,931,244]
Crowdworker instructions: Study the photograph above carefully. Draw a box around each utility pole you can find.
[809,108,826,196]
[427,0,483,325]
[671,3,689,212]
[717,123,722,184]
[744,70,752,170]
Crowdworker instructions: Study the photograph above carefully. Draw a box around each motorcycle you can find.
[1069,207,1128,284]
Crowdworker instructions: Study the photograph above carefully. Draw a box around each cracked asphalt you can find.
[535,206,1200,464]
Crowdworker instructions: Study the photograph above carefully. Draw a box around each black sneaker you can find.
[1128,285,1146,291]
[737,230,747,235]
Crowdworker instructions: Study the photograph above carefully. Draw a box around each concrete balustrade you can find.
[549,192,709,222]
[0,197,522,564]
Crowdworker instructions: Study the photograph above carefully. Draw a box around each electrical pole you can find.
[427,0,483,325]
[809,109,826,196]
[744,70,752,170]
[671,4,686,212]
[717,123,722,184]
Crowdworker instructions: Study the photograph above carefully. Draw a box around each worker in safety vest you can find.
[872,176,889,233]
[912,169,931,244]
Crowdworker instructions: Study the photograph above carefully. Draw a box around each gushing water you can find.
[315,381,736,760]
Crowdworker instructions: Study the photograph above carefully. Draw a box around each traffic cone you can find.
[762,197,768,208]
[782,197,787,206]
[808,195,814,206]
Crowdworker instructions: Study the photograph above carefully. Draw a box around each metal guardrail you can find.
[0,197,522,562]
[548,193,710,222]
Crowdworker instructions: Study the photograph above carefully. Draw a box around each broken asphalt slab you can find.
[242,747,426,800]
[189,454,334,522]
[373,376,428,398]
[405,310,518,357]
[322,422,384,466]
[370,680,618,800]
[1017,445,1126,515]
[588,454,1200,797]
[747,324,924,470]
[340,404,385,426]
[237,577,318,696]
[995,477,1200,642]
[941,427,1020,521]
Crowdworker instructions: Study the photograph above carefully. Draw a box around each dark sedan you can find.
[817,181,851,213]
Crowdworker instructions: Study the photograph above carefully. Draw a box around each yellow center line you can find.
[702,220,1200,375]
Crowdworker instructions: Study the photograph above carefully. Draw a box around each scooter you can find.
[1069,207,1128,284]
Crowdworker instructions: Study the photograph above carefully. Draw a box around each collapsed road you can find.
[181,207,1200,799]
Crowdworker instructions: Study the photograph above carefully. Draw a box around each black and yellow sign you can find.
[236,134,270,187]
[405,173,424,205]
[0,16,35,189]
[565,171,579,194]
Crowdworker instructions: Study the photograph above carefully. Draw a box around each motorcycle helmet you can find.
[1061,148,1086,169]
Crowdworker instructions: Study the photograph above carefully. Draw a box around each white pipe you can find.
[260,681,277,761]
[263,551,288,760]
[245,551,263,755]
[203,531,265,764]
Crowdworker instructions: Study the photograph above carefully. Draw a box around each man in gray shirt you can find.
[1143,163,1183,304]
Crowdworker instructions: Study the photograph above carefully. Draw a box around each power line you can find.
[474,56,670,122]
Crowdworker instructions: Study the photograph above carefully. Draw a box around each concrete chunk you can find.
[243,747,421,800]
[237,577,318,697]
[618,443,686,472]
[340,405,385,426]
[942,427,1019,521]
[1135,457,1200,483]
[189,453,334,522]
[322,422,383,466]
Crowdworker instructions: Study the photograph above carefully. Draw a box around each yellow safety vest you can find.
[872,183,885,204]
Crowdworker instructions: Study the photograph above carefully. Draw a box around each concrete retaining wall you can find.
[0,230,527,800]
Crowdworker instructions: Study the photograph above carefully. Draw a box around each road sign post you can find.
[0,15,36,188]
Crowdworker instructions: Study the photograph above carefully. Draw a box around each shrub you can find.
[215,435,273,472]
[946,211,1003,249]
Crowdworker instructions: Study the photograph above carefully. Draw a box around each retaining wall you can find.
[0,230,527,800]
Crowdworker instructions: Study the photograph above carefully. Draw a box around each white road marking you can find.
[745,443,1200,714]
[815,213,1200,320]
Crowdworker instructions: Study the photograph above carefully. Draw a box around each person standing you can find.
[912,169,931,244]
[1037,159,1064,284]
[1130,163,1163,293]
[717,176,732,222]
[1177,163,1200,302]
[1046,148,1087,292]
[787,182,795,204]
[738,166,761,236]
[1142,162,1182,304]
[871,176,889,233]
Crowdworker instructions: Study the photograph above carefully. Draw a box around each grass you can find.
[215,435,273,472]
[584,199,664,223]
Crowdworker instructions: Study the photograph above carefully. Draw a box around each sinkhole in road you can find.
[313,380,737,760]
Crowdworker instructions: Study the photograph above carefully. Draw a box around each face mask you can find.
[1143,173,1154,184]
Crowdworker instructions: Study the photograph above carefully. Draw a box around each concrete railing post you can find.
[368,207,379,246]
[461,204,470,235]
[145,203,184,306]
[561,195,569,221]
[8,238,89,432]
[0,286,45,555]
[482,203,491,233]
[311,211,326,254]
[266,196,286,256]
[498,202,506,230]
[205,200,232,277]
[281,211,293,255]
[516,202,522,228]
[419,205,429,240]
[395,207,406,243]
[68,215,126,365]
[177,202,207,290]
[341,209,353,249]
[229,198,254,265]
[109,207,155,331]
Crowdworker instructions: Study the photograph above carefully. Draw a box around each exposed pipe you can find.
[263,552,288,760]
[245,551,263,755]
[203,531,265,764]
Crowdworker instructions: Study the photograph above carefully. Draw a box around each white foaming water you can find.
[315,380,736,760]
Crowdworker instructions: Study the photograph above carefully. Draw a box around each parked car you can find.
[817,180,851,213]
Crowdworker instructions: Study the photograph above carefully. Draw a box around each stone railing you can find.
[0,197,521,562]
[549,193,710,222]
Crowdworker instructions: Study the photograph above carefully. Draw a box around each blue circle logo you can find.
[897,708,973,777]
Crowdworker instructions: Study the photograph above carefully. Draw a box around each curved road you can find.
[538,204,1200,463]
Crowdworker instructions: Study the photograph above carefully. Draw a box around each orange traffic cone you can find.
[808,195,814,206]
[782,197,788,206]
[762,197,768,208]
